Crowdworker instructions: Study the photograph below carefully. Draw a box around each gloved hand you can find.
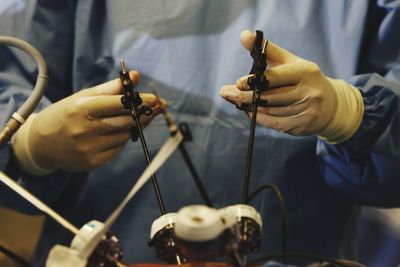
[12,70,165,175]
[220,30,364,143]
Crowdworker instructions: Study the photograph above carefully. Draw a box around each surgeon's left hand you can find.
[220,30,364,143]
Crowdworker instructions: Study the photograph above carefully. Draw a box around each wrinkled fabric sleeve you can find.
[0,0,76,214]
[317,1,400,207]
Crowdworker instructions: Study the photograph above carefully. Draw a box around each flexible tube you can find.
[0,36,48,147]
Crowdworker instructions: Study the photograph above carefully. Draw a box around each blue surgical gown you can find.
[0,0,399,266]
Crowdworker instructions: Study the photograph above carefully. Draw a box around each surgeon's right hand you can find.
[11,71,164,175]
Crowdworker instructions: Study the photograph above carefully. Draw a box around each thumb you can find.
[239,30,298,64]
[78,70,141,97]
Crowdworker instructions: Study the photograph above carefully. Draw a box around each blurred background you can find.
[0,207,43,267]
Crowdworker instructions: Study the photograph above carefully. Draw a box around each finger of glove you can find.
[258,97,308,117]
[93,100,163,134]
[95,130,131,153]
[137,102,164,128]
[266,63,306,88]
[219,86,243,107]
[78,95,130,118]
[78,70,140,97]
[236,62,303,91]
[220,84,252,103]
[85,145,126,170]
[96,115,135,134]
[221,84,302,107]
[79,93,159,118]
[240,30,297,64]
[135,95,161,123]
[263,85,306,107]
[139,110,158,128]
[235,75,253,91]
[250,112,311,136]
[153,95,168,111]
[139,93,158,107]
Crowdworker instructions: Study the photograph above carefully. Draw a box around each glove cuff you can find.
[318,78,364,144]
[11,113,55,176]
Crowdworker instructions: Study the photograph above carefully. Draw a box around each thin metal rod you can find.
[241,31,268,204]
[119,60,166,215]
[131,108,166,215]
[150,84,213,207]
[178,143,213,207]
[241,90,260,204]
[120,59,127,72]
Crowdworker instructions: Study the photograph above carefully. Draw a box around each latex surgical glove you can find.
[220,30,364,143]
[12,71,165,175]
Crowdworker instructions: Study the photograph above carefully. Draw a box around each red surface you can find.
[129,263,236,267]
